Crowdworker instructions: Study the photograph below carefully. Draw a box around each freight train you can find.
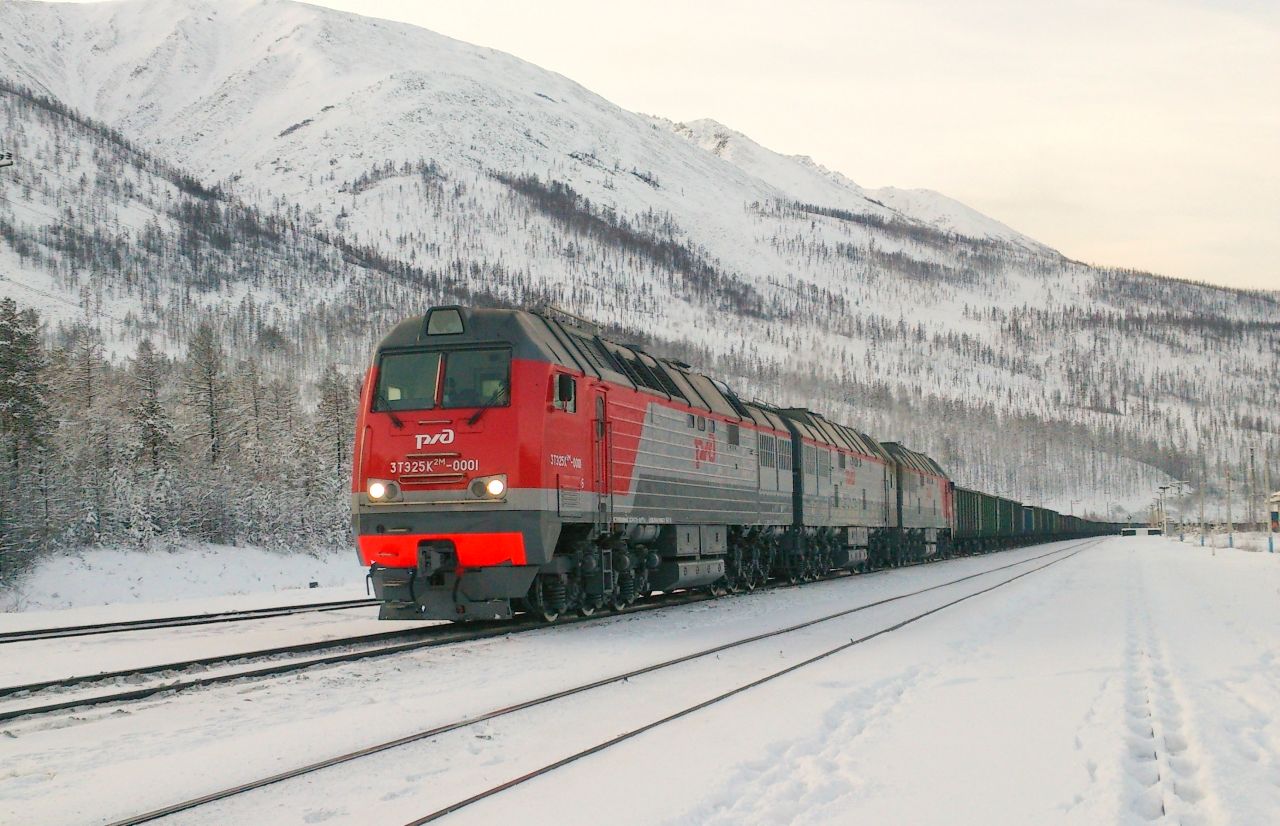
[352,306,1119,621]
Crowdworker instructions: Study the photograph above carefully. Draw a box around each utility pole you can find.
[1267,439,1277,552]
[1226,464,1234,549]
[1180,481,1188,539]
[1172,480,1189,541]
[1249,447,1257,532]
[1199,467,1206,548]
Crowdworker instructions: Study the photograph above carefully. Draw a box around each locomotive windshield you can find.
[440,348,510,409]
[373,348,510,412]
[374,351,442,411]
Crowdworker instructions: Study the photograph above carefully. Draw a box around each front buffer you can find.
[359,510,559,621]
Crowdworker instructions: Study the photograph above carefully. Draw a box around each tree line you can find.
[0,297,356,582]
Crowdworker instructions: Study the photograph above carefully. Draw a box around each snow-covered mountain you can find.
[0,0,1276,518]
[663,117,1048,251]
[0,0,1033,249]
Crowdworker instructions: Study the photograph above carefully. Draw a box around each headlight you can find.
[469,475,508,499]
[367,480,400,501]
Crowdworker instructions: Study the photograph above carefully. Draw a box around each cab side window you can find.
[553,373,577,412]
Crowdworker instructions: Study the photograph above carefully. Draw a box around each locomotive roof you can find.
[774,408,891,461]
[376,306,758,422]
[880,441,950,479]
[376,307,949,464]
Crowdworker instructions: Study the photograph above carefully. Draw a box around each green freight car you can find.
[954,487,1025,552]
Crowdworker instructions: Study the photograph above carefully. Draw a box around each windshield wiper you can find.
[375,388,405,428]
[466,384,509,426]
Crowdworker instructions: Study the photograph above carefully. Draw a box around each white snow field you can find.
[0,543,363,616]
[1,536,1277,826]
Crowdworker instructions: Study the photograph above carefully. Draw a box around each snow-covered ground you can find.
[2,536,1277,825]
[0,602,402,692]
[0,543,364,619]
[1168,529,1278,555]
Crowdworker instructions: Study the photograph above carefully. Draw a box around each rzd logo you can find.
[693,437,717,468]
[415,429,456,449]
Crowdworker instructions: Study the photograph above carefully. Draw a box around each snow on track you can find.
[0,599,379,644]
[446,536,1278,826]
[0,604,407,690]
[3,537,1277,825]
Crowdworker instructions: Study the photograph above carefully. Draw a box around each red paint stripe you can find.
[358,532,527,568]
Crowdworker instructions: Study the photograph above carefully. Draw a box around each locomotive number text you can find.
[390,458,478,474]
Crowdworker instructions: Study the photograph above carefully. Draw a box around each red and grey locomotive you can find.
[352,305,957,621]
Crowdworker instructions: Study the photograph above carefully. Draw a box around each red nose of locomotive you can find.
[356,406,524,568]
[352,308,563,621]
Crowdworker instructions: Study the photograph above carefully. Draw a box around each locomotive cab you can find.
[353,307,582,620]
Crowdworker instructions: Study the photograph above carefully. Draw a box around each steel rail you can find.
[0,593,712,722]
[0,544,968,705]
[407,541,1093,824]
[0,624,454,700]
[100,539,1100,826]
[0,598,380,644]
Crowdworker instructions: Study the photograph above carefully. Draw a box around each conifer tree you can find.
[233,358,268,472]
[127,339,174,473]
[315,364,354,470]
[0,298,51,473]
[0,298,53,577]
[183,322,229,467]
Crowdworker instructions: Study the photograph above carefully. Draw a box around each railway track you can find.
[0,545,1021,722]
[0,555,930,718]
[100,538,1100,826]
[0,597,380,644]
[0,591,712,724]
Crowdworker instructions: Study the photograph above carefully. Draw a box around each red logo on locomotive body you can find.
[693,437,717,468]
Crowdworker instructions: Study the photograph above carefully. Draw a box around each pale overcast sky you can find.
[299,0,1276,292]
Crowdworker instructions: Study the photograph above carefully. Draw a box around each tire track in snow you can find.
[1121,555,1219,825]
[685,665,931,825]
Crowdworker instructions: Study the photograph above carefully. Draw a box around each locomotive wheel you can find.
[578,602,597,618]
[530,575,567,623]
[522,594,559,623]
[756,539,774,588]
